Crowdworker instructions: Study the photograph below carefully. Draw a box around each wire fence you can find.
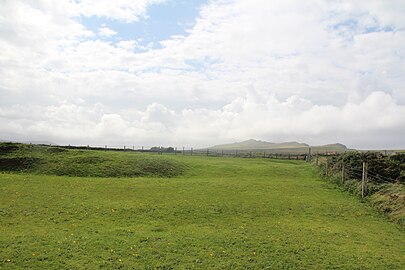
[37,143,315,160]
[310,152,404,197]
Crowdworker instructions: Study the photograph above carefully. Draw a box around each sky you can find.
[0,0,405,149]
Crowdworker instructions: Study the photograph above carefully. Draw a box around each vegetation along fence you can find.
[312,152,405,198]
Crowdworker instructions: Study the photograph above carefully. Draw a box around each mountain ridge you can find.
[209,139,348,151]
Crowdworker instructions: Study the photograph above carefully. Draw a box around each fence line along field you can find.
[0,143,404,269]
[312,151,405,227]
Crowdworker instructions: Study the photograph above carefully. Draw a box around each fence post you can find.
[362,162,368,198]
[142,146,144,152]
[250,152,252,158]
[175,147,177,155]
[183,147,185,155]
[206,149,209,156]
[288,153,291,160]
[263,152,266,158]
[325,160,328,176]
[191,148,193,156]
[341,164,345,184]
[235,150,238,157]
[316,155,319,166]
[222,150,224,157]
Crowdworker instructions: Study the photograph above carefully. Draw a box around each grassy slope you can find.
[0,155,404,269]
[0,143,184,178]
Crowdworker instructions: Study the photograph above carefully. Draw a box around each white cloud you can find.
[98,26,117,37]
[77,0,167,22]
[0,0,405,148]
[1,91,404,149]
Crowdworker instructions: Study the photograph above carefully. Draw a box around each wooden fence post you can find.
[362,162,368,198]
[250,152,252,158]
[341,164,345,184]
[191,148,193,156]
[183,147,185,155]
[206,149,209,156]
[222,150,224,157]
[325,160,328,176]
[316,155,319,166]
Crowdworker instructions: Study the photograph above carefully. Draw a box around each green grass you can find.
[0,143,184,178]
[369,184,405,226]
[0,148,404,269]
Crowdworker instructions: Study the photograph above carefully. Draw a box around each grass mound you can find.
[370,184,405,227]
[0,143,19,154]
[0,157,39,171]
[0,143,185,178]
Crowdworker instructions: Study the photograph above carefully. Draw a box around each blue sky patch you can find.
[78,0,208,50]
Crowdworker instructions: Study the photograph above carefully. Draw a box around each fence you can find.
[311,152,404,198]
[40,143,310,160]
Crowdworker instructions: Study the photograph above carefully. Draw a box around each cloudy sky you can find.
[1,0,404,149]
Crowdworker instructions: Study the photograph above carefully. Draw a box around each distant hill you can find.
[310,143,348,153]
[209,139,349,154]
[210,139,308,150]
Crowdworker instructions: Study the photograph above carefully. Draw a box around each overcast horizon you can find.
[1,0,405,149]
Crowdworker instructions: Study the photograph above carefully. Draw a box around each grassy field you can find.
[0,146,404,269]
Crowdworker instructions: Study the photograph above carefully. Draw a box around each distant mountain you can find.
[210,139,309,150]
[209,139,349,153]
[210,139,273,150]
[310,143,348,153]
